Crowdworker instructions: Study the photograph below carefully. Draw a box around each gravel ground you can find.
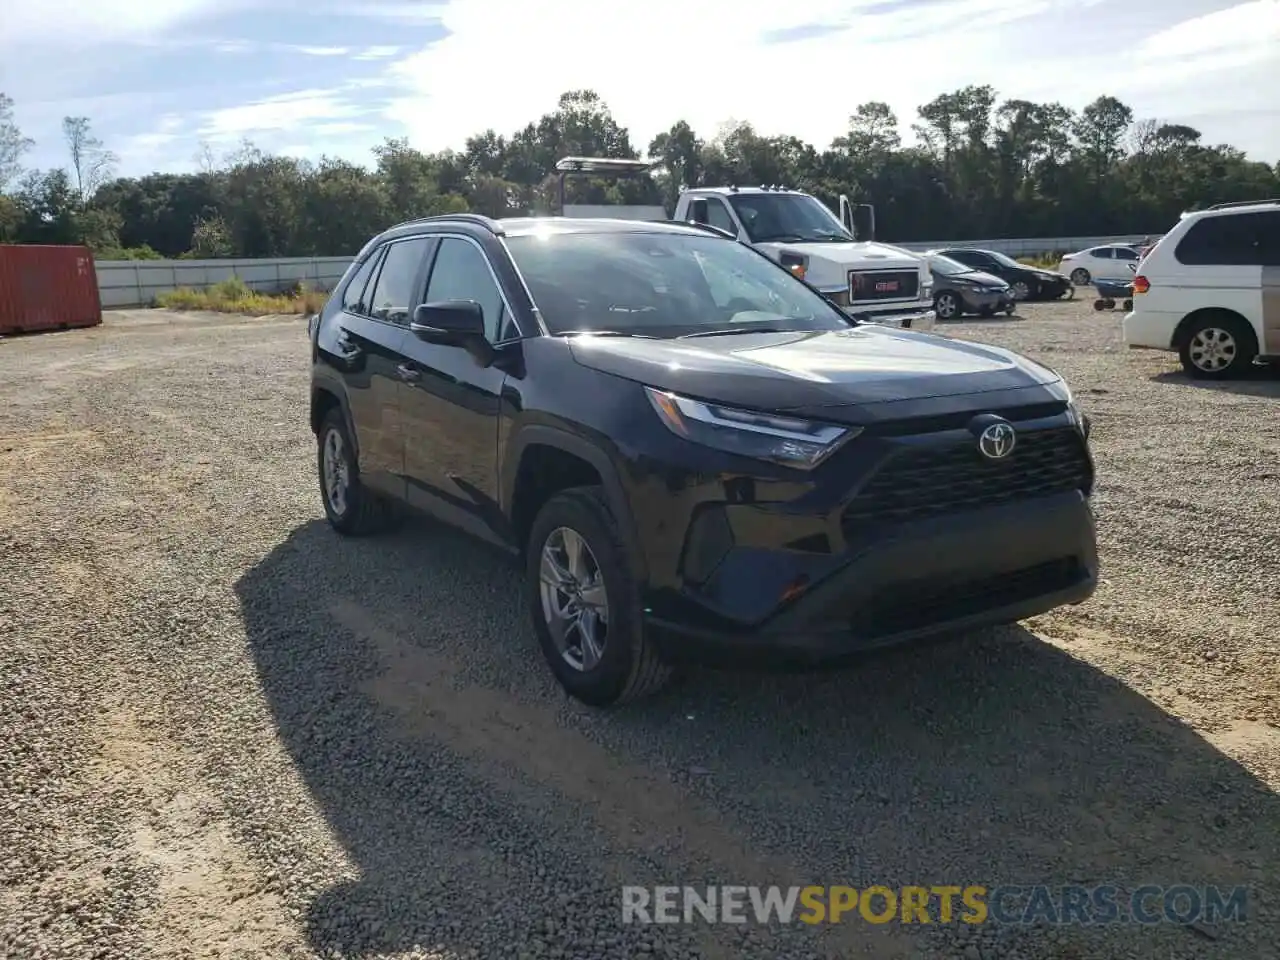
[1,301,1277,960]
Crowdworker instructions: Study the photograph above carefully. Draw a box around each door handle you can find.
[396,362,422,381]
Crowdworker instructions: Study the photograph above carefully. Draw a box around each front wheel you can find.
[934,291,962,320]
[526,487,671,706]
[1011,280,1031,301]
[317,408,392,535]
[1179,314,1258,380]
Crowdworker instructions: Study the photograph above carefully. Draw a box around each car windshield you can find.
[929,254,975,276]
[726,193,853,244]
[504,229,853,338]
[985,250,1023,269]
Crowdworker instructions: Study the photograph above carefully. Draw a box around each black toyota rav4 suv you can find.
[308,213,1098,706]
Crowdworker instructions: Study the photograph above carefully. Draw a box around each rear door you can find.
[327,243,414,498]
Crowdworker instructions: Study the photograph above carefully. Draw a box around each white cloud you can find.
[1135,0,1280,61]
[380,0,1280,160]
[290,45,352,56]
[0,0,258,46]
[353,46,403,60]
[198,89,361,141]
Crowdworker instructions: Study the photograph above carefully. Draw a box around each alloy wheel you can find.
[538,526,610,671]
[321,427,350,516]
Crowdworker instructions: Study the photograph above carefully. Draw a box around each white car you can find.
[1056,244,1141,285]
[1122,199,1280,379]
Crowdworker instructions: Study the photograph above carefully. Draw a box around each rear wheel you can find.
[934,291,962,320]
[526,486,671,706]
[317,408,392,535]
[1178,313,1258,380]
[1070,268,1091,285]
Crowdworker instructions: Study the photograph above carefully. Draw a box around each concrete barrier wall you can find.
[93,234,1153,307]
[95,256,352,308]
[891,234,1152,257]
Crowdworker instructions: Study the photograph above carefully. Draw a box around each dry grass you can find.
[155,276,329,316]
[1017,253,1062,268]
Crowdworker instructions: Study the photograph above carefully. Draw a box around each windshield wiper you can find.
[678,326,792,339]
[805,232,854,242]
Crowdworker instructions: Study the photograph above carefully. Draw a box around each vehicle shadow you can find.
[236,517,1279,959]
[1150,368,1280,399]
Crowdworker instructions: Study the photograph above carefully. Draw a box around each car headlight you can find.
[644,387,860,469]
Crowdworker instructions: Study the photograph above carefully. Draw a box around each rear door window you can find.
[704,199,738,235]
[1175,211,1273,266]
[341,251,382,315]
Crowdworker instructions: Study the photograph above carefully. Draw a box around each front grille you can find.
[849,269,919,302]
[850,557,1084,637]
[842,426,1092,531]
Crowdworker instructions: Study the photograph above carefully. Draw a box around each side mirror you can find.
[411,300,485,343]
[852,204,876,243]
[689,198,709,225]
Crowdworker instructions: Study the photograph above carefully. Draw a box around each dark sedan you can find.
[931,247,1074,302]
[925,253,1015,320]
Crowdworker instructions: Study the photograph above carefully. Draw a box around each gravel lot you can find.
[1,300,1277,960]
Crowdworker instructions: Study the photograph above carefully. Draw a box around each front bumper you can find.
[647,492,1098,660]
[959,289,1014,313]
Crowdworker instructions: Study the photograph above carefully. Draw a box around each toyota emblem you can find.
[978,422,1016,460]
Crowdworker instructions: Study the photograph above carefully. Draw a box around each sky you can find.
[2,0,1279,179]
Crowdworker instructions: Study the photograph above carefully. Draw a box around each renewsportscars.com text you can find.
[621,885,1248,926]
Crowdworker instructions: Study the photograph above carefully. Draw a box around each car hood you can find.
[937,268,1005,287]
[566,326,1063,423]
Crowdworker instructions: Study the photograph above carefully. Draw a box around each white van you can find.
[1122,200,1280,379]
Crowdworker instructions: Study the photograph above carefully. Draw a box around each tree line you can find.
[2,87,1277,261]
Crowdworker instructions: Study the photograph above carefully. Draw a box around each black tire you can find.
[934,291,962,321]
[1011,280,1032,301]
[1070,268,1091,286]
[317,407,392,535]
[1178,312,1258,380]
[1004,302,1016,316]
[525,486,671,706]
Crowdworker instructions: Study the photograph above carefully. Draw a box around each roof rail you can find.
[388,212,505,234]
[1207,198,1280,211]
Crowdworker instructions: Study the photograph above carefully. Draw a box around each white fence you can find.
[93,234,1151,307]
[95,256,351,308]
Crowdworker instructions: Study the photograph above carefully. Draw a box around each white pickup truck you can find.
[554,157,936,332]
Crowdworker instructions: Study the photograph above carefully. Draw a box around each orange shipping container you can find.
[0,244,103,335]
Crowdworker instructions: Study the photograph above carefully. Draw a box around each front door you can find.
[398,235,512,547]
